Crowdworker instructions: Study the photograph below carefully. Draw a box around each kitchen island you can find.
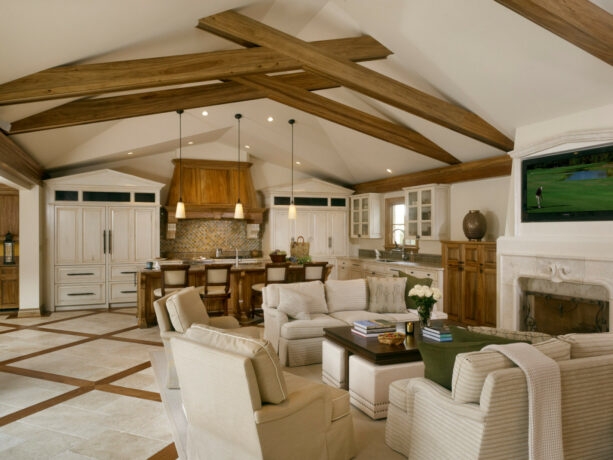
[137,263,332,328]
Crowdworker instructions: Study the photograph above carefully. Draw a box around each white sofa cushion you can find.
[277,281,328,319]
[280,314,346,340]
[185,324,288,404]
[328,310,392,325]
[325,279,368,313]
[367,277,407,313]
[166,287,209,333]
[283,372,351,422]
[451,338,571,404]
[558,333,613,358]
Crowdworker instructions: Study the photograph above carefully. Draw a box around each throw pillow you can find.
[419,341,491,390]
[467,326,552,344]
[277,281,328,320]
[325,279,368,312]
[450,325,529,344]
[367,277,407,313]
[166,287,209,333]
[185,324,288,404]
[397,271,433,309]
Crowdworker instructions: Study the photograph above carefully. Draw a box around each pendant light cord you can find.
[289,119,295,203]
[235,113,242,204]
[177,109,184,202]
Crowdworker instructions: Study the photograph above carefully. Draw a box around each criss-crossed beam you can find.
[198,10,514,151]
[234,74,459,164]
[8,73,338,134]
[0,36,391,105]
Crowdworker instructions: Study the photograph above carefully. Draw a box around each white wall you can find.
[18,185,44,312]
[352,176,511,255]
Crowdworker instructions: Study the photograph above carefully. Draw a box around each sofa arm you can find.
[254,384,329,425]
[263,306,288,352]
[407,378,484,423]
[208,315,240,329]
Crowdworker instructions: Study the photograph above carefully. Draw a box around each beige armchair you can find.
[153,288,259,389]
[385,334,613,459]
[171,332,356,460]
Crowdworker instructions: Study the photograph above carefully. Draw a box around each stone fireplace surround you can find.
[497,128,613,331]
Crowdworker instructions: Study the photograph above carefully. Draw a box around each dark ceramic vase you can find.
[463,210,487,241]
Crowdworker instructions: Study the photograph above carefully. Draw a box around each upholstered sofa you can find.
[385,330,613,459]
[263,278,446,367]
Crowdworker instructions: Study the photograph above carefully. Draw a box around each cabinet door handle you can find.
[109,230,112,255]
[67,292,95,296]
[67,272,95,276]
[103,230,106,254]
[120,271,136,274]
[120,290,137,294]
[328,237,332,249]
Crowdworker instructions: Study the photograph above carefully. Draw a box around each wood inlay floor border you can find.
[148,443,178,460]
[0,337,96,366]
[96,383,161,402]
[0,364,95,387]
[95,361,152,385]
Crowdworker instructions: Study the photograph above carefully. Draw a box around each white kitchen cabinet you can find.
[45,170,163,310]
[271,209,293,254]
[404,184,450,241]
[327,211,347,256]
[350,193,381,239]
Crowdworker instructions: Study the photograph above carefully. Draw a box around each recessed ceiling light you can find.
[386,168,392,173]
[245,145,250,149]
[296,161,301,165]
[187,141,194,145]
[202,110,208,116]
[267,116,274,122]
[127,151,134,155]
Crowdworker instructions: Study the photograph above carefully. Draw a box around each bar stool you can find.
[198,264,232,316]
[251,262,290,319]
[153,264,191,299]
[302,261,328,282]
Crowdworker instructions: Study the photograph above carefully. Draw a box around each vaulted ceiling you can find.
[1,0,612,188]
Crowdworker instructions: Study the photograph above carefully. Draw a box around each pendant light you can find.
[288,119,297,220]
[175,109,186,219]
[234,113,244,219]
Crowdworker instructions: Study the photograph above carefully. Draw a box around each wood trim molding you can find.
[199,10,514,151]
[234,74,459,164]
[0,36,390,105]
[0,132,44,189]
[354,154,512,194]
[494,0,613,66]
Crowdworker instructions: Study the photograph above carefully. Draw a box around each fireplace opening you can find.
[522,291,609,335]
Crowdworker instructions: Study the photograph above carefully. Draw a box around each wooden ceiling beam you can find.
[234,74,460,165]
[198,11,514,151]
[0,132,44,188]
[0,36,391,105]
[494,0,613,66]
[9,73,339,134]
[353,154,511,194]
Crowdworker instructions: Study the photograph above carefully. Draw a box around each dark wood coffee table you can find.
[323,325,432,389]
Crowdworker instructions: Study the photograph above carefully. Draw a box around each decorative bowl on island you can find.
[378,332,406,346]
[269,250,287,263]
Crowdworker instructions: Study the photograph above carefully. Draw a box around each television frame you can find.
[521,142,613,223]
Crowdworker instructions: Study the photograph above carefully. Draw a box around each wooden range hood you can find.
[165,158,265,226]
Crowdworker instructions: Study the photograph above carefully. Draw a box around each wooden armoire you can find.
[442,241,497,326]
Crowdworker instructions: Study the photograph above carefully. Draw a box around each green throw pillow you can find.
[418,341,490,390]
[449,326,529,344]
[397,271,432,309]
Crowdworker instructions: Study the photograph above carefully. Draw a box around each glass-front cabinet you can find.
[404,184,449,241]
[350,193,382,239]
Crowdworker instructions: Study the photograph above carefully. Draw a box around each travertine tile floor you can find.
[0,308,402,460]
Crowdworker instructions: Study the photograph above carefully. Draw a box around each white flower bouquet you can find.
[408,285,442,326]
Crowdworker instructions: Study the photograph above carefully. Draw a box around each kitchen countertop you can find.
[138,263,331,274]
[337,256,443,270]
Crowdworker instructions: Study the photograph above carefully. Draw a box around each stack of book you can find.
[422,325,452,342]
[351,320,396,338]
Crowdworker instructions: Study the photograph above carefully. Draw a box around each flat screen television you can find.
[521,142,613,222]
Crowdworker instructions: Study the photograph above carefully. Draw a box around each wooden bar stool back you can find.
[302,262,328,282]
[199,264,232,316]
[154,264,191,298]
[251,262,291,318]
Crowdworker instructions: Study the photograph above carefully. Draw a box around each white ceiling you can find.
[1,0,612,189]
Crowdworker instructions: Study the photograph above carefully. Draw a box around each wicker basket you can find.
[269,254,287,263]
[378,332,406,346]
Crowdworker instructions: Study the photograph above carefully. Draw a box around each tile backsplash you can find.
[161,219,262,258]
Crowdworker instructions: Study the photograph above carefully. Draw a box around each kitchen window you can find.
[385,197,405,249]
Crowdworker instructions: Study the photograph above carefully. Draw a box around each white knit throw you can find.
[483,342,564,460]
